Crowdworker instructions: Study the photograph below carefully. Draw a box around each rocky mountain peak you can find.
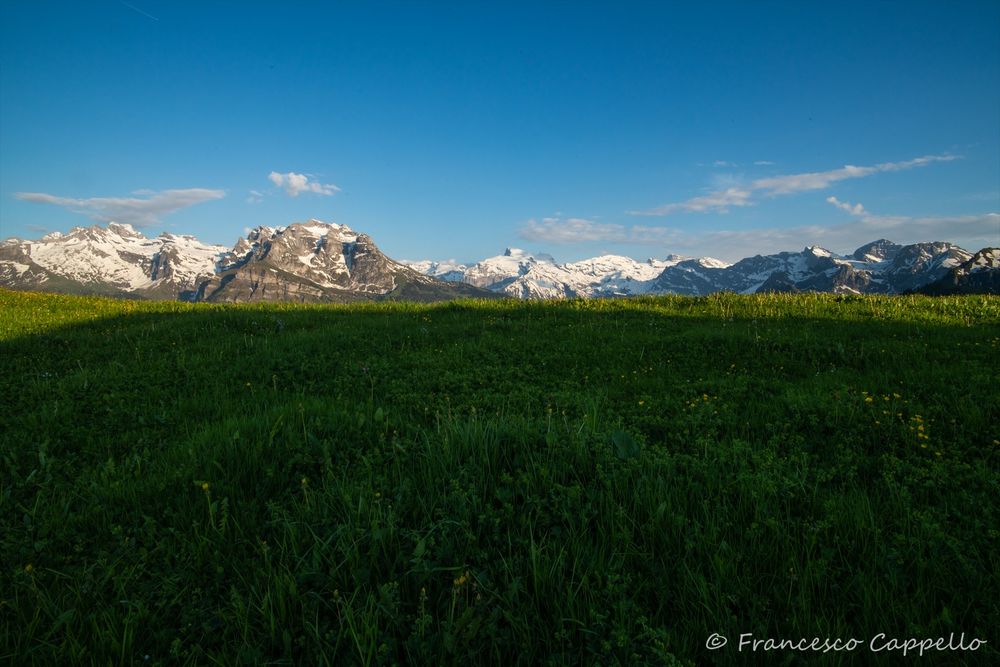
[918,246,1000,295]
[852,239,902,262]
[188,219,491,303]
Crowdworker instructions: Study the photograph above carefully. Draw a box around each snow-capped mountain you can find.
[408,240,984,297]
[2,222,995,301]
[195,220,491,302]
[0,220,494,303]
[403,259,468,283]
[0,222,226,299]
[404,248,712,299]
[919,247,1000,295]
[652,240,973,295]
[649,244,877,295]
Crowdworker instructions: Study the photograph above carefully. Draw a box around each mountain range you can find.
[1,220,997,301]
[403,239,998,297]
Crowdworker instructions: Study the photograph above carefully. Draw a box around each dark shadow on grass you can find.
[1,294,998,664]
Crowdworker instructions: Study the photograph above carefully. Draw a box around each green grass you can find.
[1,288,998,665]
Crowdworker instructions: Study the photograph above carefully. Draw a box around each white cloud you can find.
[518,208,998,261]
[268,171,340,197]
[629,187,753,216]
[753,160,775,166]
[14,188,225,226]
[713,160,737,167]
[519,217,683,245]
[521,217,628,243]
[682,213,999,261]
[826,196,867,217]
[752,164,879,195]
[963,190,1000,202]
[246,189,265,204]
[632,154,959,216]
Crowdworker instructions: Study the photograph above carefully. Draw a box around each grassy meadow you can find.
[1,288,998,665]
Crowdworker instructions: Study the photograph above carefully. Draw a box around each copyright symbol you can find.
[706,633,728,650]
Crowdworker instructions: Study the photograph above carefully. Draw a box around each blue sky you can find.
[1,1,998,262]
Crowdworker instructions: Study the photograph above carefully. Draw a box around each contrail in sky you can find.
[119,0,159,21]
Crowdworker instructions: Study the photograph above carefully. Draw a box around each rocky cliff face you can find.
[194,221,493,303]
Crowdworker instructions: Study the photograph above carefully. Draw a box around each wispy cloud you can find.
[518,207,998,262]
[521,217,629,243]
[14,188,225,226]
[246,190,265,204]
[821,195,998,251]
[632,154,959,216]
[826,196,867,217]
[25,223,53,235]
[963,190,1000,203]
[684,212,998,261]
[268,171,340,197]
[628,187,753,216]
[753,160,775,166]
[519,217,681,245]
[713,160,737,168]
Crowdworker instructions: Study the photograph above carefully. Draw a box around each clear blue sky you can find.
[2,1,998,262]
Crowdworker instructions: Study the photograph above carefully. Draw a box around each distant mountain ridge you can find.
[2,221,997,301]
[405,240,997,297]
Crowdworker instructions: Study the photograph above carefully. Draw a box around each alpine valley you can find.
[1,220,997,302]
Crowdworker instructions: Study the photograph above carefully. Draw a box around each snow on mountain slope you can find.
[2,219,496,303]
[426,248,729,298]
[563,255,679,295]
[214,220,362,290]
[918,247,1000,295]
[456,249,569,298]
[4,222,992,301]
[410,241,981,297]
[0,222,226,296]
[402,259,468,282]
[25,223,156,289]
[967,247,1000,273]
[193,220,497,303]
